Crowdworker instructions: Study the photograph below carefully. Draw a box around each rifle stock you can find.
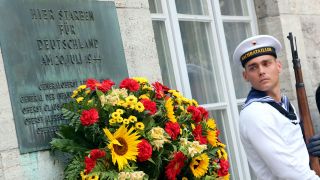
[287,32,320,174]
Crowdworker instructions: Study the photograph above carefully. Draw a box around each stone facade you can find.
[254,0,320,132]
[0,0,161,179]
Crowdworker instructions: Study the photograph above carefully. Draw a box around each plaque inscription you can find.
[0,0,128,153]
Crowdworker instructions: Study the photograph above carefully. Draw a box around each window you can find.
[149,0,257,179]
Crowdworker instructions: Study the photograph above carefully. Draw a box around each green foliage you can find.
[64,155,85,180]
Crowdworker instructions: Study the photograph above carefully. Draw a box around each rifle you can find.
[287,32,320,174]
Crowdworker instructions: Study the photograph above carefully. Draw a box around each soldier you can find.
[307,86,320,156]
[233,35,320,179]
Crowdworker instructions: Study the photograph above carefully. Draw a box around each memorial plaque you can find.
[0,0,128,153]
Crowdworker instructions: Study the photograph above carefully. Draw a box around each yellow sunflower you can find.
[103,125,140,170]
[207,130,218,147]
[189,153,209,178]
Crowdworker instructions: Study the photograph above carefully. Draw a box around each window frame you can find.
[149,0,259,179]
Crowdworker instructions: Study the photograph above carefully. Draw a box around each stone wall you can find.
[0,0,161,179]
[254,0,320,132]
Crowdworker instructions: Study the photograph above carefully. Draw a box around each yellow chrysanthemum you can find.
[132,77,148,84]
[111,112,121,119]
[87,100,94,106]
[116,109,124,114]
[123,119,130,125]
[135,122,145,130]
[125,95,138,105]
[71,90,78,98]
[116,117,124,123]
[142,85,152,91]
[191,123,195,130]
[207,130,218,147]
[217,142,226,148]
[217,150,222,159]
[80,171,99,180]
[182,177,188,180]
[128,116,137,123]
[191,99,199,106]
[85,90,91,95]
[207,118,217,130]
[109,118,116,124]
[76,97,84,103]
[139,94,149,100]
[189,153,209,178]
[78,84,87,90]
[135,102,145,112]
[220,148,228,160]
[103,125,140,170]
[165,98,176,123]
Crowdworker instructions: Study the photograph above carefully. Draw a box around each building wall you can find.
[254,0,320,132]
[0,0,161,179]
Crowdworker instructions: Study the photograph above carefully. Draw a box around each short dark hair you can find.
[316,85,320,113]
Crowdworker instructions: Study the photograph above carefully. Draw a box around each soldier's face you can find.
[243,55,282,93]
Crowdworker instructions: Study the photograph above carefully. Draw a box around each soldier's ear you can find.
[242,71,249,81]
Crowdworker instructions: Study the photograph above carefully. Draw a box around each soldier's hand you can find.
[307,133,320,156]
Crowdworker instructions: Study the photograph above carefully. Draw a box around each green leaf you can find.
[50,138,88,154]
[96,90,104,97]
[63,155,84,180]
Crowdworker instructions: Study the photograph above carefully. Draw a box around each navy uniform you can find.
[234,35,320,179]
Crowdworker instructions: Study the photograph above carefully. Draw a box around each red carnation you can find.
[165,151,186,180]
[86,78,100,91]
[187,106,202,123]
[192,124,207,144]
[152,82,170,99]
[119,78,140,92]
[137,139,153,162]
[98,80,115,93]
[80,108,99,126]
[198,106,209,120]
[165,122,180,140]
[218,159,229,177]
[90,149,106,160]
[84,157,96,174]
[140,99,157,115]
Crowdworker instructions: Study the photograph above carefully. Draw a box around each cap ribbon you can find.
[240,46,277,67]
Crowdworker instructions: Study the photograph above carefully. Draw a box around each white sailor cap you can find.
[233,35,282,67]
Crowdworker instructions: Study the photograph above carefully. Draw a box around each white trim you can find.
[201,102,228,110]
[247,0,259,34]
[211,0,253,179]
[149,0,259,179]
[166,0,192,98]
[221,16,251,22]
[150,14,166,20]
[177,14,212,22]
